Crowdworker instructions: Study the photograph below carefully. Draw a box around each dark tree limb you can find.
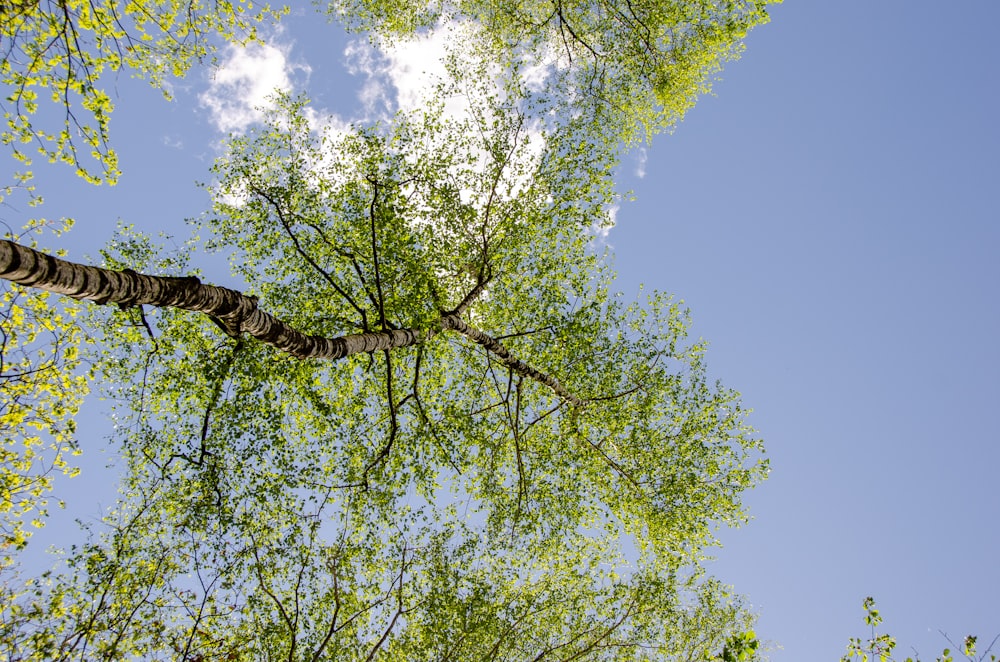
[0,239,582,403]
[249,182,370,331]
[441,312,583,406]
[0,239,428,360]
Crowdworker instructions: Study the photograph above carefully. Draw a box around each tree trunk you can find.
[0,239,430,359]
[0,239,580,402]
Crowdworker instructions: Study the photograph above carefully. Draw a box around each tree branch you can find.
[0,239,429,360]
[249,183,370,331]
[441,312,583,405]
[0,240,584,403]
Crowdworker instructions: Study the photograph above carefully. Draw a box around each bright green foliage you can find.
[0,0,286,184]
[0,221,87,562]
[330,0,780,145]
[719,630,761,661]
[0,91,767,657]
[0,285,84,555]
[841,598,997,662]
[0,1,779,655]
[0,222,89,658]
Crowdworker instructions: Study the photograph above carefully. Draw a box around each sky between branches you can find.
[11,2,999,660]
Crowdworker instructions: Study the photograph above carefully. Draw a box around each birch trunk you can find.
[0,239,579,401]
[0,239,428,359]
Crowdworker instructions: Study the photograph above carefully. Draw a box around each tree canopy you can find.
[330,0,778,144]
[0,222,88,571]
[0,91,766,659]
[0,1,779,659]
[1,0,284,184]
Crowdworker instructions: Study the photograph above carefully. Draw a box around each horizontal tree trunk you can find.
[0,239,580,402]
[0,239,430,359]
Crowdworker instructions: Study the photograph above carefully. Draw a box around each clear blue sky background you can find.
[7,1,998,659]
[614,2,999,658]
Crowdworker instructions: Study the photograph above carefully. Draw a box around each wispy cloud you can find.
[343,27,467,121]
[593,204,618,243]
[634,148,648,179]
[200,41,311,133]
[342,40,393,119]
[202,24,554,226]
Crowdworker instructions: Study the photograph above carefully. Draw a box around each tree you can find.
[0,0,781,656]
[841,598,998,662]
[0,91,767,658]
[329,0,780,145]
[0,0,285,184]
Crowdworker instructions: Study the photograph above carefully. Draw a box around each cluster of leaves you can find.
[0,284,84,554]
[842,597,998,662]
[0,221,88,560]
[0,220,89,657]
[329,0,780,145]
[0,0,285,184]
[0,1,780,658]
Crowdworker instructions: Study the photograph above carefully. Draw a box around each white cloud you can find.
[634,148,648,179]
[344,29,460,120]
[343,25,554,211]
[343,40,393,119]
[383,32,455,114]
[199,28,470,135]
[200,41,311,133]
[202,24,556,230]
[594,204,618,241]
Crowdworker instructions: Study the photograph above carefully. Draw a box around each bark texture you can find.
[0,239,428,359]
[0,239,579,402]
[441,313,583,406]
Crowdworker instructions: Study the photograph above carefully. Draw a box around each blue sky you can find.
[6,1,998,659]
[611,2,999,658]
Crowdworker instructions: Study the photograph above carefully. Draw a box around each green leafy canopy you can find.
[0,1,780,658]
[329,0,780,145]
[1,0,286,185]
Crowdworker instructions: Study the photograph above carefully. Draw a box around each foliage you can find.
[0,89,767,657]
[0,1,779,657]
[720,630,761,662]
[841,597,998,662]
[0,0,286,184]
[329,0,780,146]
[0,220,88,561]
[0,220,89,660]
